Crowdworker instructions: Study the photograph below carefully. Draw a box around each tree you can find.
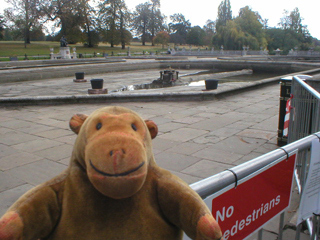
[153,31,169,48]
[78,0,97,47]
[132,2,151,45]
[42,0,85,44]
[279,8,304,33]
[313,38,320,51]
[235,6,267,49]
[216,0,232,28]
[4,0,45,45]
[277,8,312,52]
[214,0,233,49]
[98,0,119,47]
[0,15,6,40]
[186,26,205,46]
[213,5,267,50]
[98,0,131,48]
[119,29,133,49]
[149,0,165,46]
[118,0,132,49]
[168,13,191,45]
[213,20,243,49]
[203,19,216,46]
[265,28,294,53]
[131,1,165,46]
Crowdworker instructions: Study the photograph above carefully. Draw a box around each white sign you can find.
[297,139,320,224]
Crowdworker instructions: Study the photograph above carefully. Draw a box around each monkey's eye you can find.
[131,123,137,131]
[96,122,102,130]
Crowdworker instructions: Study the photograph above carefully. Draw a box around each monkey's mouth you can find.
[89,160,145,177]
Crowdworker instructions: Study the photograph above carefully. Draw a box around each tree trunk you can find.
[142,22,146,45]
[24,0,30,46]
[120,13,125,50]
[25,28,31,44]
[86,24,92,47]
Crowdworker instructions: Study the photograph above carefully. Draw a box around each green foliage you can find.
[132,2,151,45]
[30,0,86,44]
[4,0,45,44]
[168,13,191,45]
[235,6,267,49]
[214,6,267,50]
[96,0,131,48]
[0,15,5,40]
[79,0,98,47]
[202,20,215,46]
[313,38,320,51]
[216,0,232,28]
[213,20,241,49]
[131,1,165,46]
[186,26,205,46]
[83,31,100,47]
[98,0,120,47]
[266,8,312,54]
[153,31,169,48]
[149,0,165,45]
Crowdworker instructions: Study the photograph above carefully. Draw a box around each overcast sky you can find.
[1,0,319,40]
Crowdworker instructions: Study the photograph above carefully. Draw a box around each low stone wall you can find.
[1,58,320,83]
[179,69,253,83]
[159,59,319,73]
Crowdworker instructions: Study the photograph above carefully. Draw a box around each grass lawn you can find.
[0,41,170,61]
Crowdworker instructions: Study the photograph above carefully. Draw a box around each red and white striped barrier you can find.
[283,94,293,137]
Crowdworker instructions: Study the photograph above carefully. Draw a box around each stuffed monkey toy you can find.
[0,106,222,240]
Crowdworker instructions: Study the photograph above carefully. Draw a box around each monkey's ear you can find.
[69,114,88,134]
[145,120,158,139]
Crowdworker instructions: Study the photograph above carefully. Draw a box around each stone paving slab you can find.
[0,83,279,202]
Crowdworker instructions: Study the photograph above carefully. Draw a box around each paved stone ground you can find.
[0,67,310,239]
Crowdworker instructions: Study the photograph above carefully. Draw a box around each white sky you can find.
[1,0,319,39]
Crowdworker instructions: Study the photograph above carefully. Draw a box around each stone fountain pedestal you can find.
[59,47,71,59]
[88,89,108,94]
[73,72,87,82]
[88,79,108,94]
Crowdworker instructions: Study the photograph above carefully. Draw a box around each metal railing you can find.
[172,49,267,56]
[187,132,320,240]
[287,75,320,240]
[288,76,320,144]
[185,76,320,239]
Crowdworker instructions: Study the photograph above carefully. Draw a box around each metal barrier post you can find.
[316,215,320,239]
[311,216,317,239]
[278,212,285,240]
[295,224,301,240]
[258,229,263,240]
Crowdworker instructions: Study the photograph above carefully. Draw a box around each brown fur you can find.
[0,106,222,240]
